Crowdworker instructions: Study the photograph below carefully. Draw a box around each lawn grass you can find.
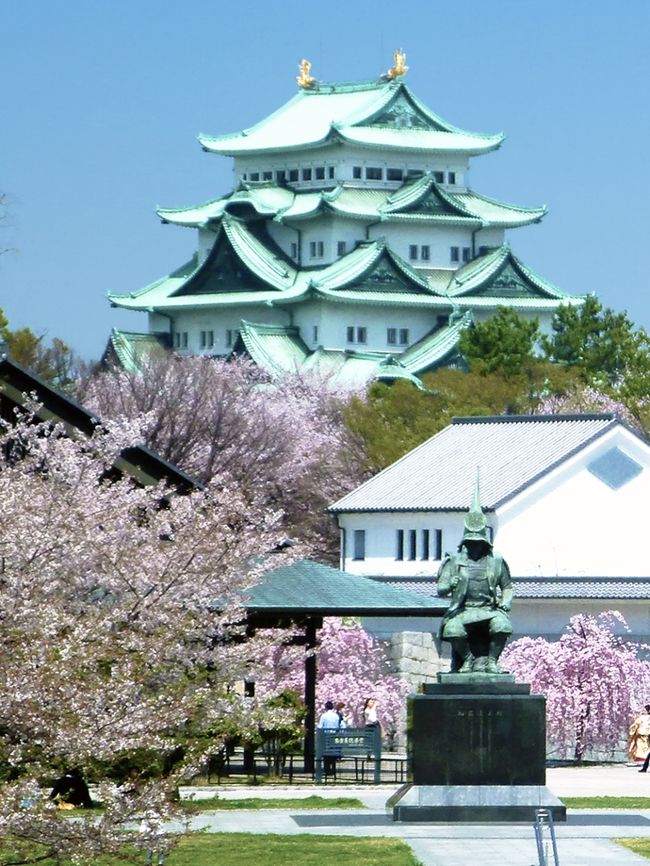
[1,833,422,866]
[616,838,650,860]
[182,795,365,811]
[563,796,650,809]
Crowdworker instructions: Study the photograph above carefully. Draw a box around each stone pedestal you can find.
[391,674,566,822]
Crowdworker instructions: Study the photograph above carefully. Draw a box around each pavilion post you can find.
[304,619,318,774]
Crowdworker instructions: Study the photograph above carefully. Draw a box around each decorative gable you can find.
[362,92,441,131]
[479,261,544,299]
[172,239,268,295]
[349,251,430,295]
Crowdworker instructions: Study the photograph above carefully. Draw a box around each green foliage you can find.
[458,306,540,379]
[0,307,78,390]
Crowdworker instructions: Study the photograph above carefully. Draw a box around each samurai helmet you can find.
[461,469,492,547]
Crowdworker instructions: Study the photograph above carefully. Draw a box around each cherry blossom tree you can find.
[80,355,366,560]
[501,611,650,761]
[256,618,410,739]
[533,385,642,432]
[0,413,290,862]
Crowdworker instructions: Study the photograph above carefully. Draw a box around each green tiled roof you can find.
[106,329,168,374]
[199,80,502,157]
[446,244,581,304]
[236,320,309,376]
[244,559,443,615]
[400,312,473,374]
[311,240,433,295]
[160,178,544,230]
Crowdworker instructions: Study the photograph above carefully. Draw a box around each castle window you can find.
[181,332,188,349]
[421,529,430,560]
[353,166,362,179]
[408,529,417,561]
[226,329,235,347]
[387,168,403,181]
[356,327,367,344]
[450,246,460,263]
[462,247,471,262]
[313,325,318,343]
[309,241,324,259]
[366,167,383,180]
[250,172,260,181]
[396,529,404,561]
[173,332,180,348]
[346,326,355,343]
[478,245,489,256]
[448,171,456,184]
[276,170,286,183]
[399,328,409,345]
[289,169,299,182]
[387,327,397,345]
[328,166,335,179]
[302,168,312,181]
[421,245,430,261]
[353,529,366,561]
[315,166,325,180]
[241,173,247,181]
[434,171,444,183]
[290,242,298,259]
[262,171,272,181]
[434,528,443,559]
[409,245,418,260]
[337,241,347,256]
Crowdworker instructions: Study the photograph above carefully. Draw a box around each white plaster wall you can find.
[266,222,300,261]
[511,599,650,642]
[368,223,489,269]
[234,146,469,191]
[495,427,650,577]
[311,305,442,355]
[168,305,290,355]
[338,511,463,576]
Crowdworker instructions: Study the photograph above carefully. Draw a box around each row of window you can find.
[173,329,236,349]
[351,528,443,561]
[300,240,487,265]
[241,167,459,186]
[346,326,410,346]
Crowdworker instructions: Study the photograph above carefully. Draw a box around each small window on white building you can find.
[478,245,489,256]
[462,247,471,262]
[356,326,367,344]
[250,172,260,181]
[396,529,404,561]
[409,245,418,261]
[181,332,188,349]
[309,241,324,259]
[200,330,207,349]
[337,241,347,256]
[226,329,235,347]
[450,246,460,263]
[366,167,383,180]
[434,528,443,560]
[399,328,409,345]
[353,166,362,179]
[276,170,286,183]
[290,242,298,260]
[353,529,366,561]
[387,327,397,345]
[387,168,403,181]
[421,245,430,261]
[433,171,444,183]
[346,326,355,343]
[408,529,417,561]
[315,166,325,180]
[289,169,299,182]
[313,325,318,343]
[328,166,335,179]
[173,332,180,348]
[206,330,214,349]
[262,171,272,180]
[448,171,456,184]
[302,168,312,181]
[421,529,430,560]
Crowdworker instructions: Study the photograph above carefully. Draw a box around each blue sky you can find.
[3,0,650,361]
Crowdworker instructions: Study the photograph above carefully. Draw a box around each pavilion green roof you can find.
[157,176,544,230]
[244,559,443,616]
[198,79,503,157]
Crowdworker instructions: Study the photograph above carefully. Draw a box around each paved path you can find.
[178,765,650,865]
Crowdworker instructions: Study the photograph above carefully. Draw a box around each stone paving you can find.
[178,765,650,865]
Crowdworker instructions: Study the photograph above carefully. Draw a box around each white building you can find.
[330,413,650,653]
[106,55,583,385]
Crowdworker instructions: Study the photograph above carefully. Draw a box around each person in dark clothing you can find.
[49,768,93,808]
